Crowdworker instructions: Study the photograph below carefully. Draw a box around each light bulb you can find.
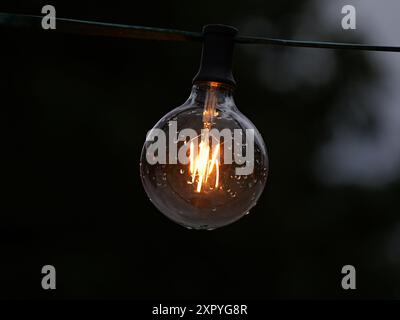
[140,25,268,230]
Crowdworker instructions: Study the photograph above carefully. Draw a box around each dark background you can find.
[0,0,399,299]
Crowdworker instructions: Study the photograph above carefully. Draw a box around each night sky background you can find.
[1,0,400,299]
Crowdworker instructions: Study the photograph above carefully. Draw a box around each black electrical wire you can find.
[1,12,400,52]
[0,13,203,42]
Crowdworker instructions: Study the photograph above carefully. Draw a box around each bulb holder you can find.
[193,24,238,87]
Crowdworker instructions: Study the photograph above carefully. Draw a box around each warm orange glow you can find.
[189,140,220,193]
[209,81,221,88]
[188,81,222,193]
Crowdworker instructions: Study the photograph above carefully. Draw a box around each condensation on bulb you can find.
[140,81,268,230]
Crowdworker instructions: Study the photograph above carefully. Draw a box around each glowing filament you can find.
[188,82,221,193]
[189,140,220,193]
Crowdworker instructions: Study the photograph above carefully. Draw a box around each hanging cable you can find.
[1,12,400,52]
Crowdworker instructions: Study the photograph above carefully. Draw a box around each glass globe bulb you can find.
[140,81,268,230]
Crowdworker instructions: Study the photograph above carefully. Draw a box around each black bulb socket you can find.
[193,24,238,88]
